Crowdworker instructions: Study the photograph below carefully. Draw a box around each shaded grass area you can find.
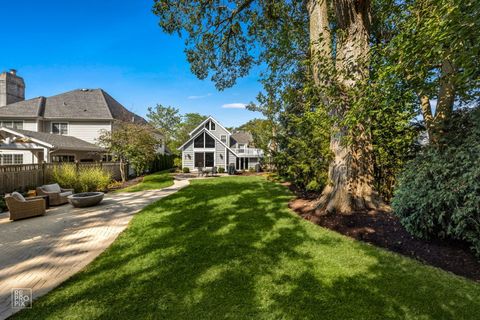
[15,177,480,319]
[119,170,174,192]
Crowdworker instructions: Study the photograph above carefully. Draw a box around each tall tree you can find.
[147,104,182,148]
[152,0,396,213]
[383,0,480,144]
[97,122,160,181]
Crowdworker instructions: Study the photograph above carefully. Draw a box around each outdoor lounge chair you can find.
[36,183,74,206]
[5,192,46,221]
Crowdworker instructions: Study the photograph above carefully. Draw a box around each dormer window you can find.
[52,122,68,135]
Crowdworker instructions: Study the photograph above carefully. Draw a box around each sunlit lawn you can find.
[119,170,174,192]
[15,176,480,319]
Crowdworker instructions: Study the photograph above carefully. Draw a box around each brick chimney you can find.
[0,69,25,106]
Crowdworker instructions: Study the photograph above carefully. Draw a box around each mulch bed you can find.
[288,187,480,282]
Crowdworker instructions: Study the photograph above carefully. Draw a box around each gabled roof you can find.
[177,127,238,157]
[0,97,45,118]
[0,127,104,152]
[188,116,231,137]
[231,131,253,144]
[0,89,146,123]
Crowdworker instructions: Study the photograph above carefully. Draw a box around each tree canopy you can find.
[153,0,480,213]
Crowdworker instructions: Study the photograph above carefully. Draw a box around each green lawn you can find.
[15,176,480,319]
[119,170,174,192]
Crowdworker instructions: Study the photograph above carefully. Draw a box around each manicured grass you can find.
[15,177,480,319]
[119,170,174,192]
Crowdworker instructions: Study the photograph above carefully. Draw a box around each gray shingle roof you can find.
[231,131,253,144]
[12,128,104,152]
[0,89,146,123]
[0,97,44,118]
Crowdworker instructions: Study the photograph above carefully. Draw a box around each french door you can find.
[194,152,214,168]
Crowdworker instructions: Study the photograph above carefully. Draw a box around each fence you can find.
[0,162,123,194]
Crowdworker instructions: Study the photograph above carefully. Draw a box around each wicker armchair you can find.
[36,183,74,206]
[5,192,46,221]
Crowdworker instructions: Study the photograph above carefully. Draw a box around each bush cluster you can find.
[52,164,112,193]
[392,107,480,257]
[182,167,190,173]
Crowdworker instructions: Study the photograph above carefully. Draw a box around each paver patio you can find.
[0,177,190,320]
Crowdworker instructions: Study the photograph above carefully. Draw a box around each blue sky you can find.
[0,0,263,127]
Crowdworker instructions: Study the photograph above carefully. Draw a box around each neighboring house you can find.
[0,70,164,164]
[178,116,264,171]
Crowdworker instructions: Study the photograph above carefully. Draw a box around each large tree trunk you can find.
[309,0,385,214]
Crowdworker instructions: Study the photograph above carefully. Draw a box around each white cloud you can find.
[187,93,212,100]
[221,103,247,109]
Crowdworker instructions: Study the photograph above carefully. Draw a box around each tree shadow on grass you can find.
[14,177,480,320]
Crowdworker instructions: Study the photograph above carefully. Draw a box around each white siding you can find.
[22,120,37,131]
[227,150,236,168]
[182,140,194,169]
[215,142,226,169]
[43,121,111,144]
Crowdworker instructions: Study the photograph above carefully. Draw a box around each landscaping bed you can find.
[289,195,480,282]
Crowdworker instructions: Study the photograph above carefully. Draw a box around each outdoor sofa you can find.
[5,192,46,221]
[36,183,74,206]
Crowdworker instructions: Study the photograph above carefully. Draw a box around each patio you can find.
[0,177,189,320]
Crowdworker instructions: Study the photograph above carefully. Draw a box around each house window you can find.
[13,121,23,130]
[14,154,23,164]
[52,122,68,135]
[1,154,13,165]
[205,133,215,148]
[0,121,23,129]
[52,155,75,162]
[194,132,205,148]
[204,120,216,131]
[220,135,227,144]
[102,154,114,162]
[194,152,214,168]
[194,132,215,148]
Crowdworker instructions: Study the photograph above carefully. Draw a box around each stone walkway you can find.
[0,177,190,320]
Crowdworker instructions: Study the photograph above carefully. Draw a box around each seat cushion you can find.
[11,191,26,202]
[60,191,73,197]
[42,183,61,193]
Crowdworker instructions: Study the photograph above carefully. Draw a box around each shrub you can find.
[173,157,182,168]
[392,107,480,257]
[51,163,78,190]
[77,167,112,192]
[218,167,225,173]
[248,167,255,173]
[51,164,112,193]
[182,167,190,173]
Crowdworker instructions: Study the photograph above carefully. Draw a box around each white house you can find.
[0,70,164,164]
[178,116,263,171]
